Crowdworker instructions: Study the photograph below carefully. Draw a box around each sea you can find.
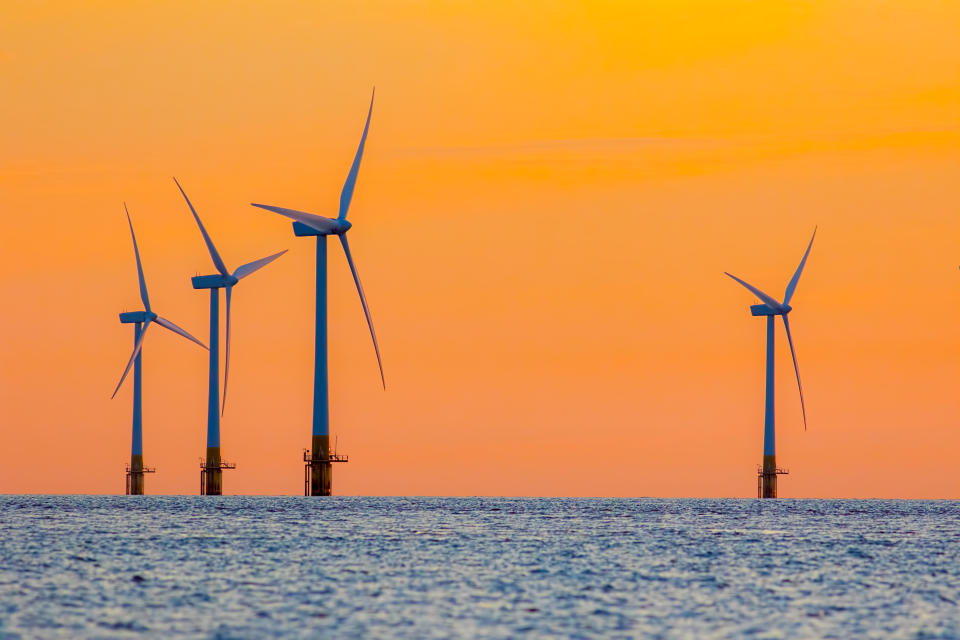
[0,497,957,639]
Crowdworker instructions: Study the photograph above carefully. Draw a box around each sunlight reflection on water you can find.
[0,497,958,638]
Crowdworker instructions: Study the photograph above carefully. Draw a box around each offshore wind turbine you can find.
[174,178,287,495]
[112,204,208,495]
[251,88,384,496]
[726,228,816,499]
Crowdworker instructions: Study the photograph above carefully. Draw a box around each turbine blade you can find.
[724,272,782,310]
[338,88,374,221]
[154,316,208,350]
[124,203,151,313]
[783,227,817,305]
[339,234,385,388]
[111,320,152,399]
[221,286,232,416]
[782,315,807,431]
[233,249,287,280]
[250,203,340,234]
[174,177,230,276]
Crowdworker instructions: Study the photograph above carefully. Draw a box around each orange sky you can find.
[1,1,959,497]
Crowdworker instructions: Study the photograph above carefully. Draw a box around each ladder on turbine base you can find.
[125,464,156,495]
[303,448,348,496]
[199,459,237,495]
[757,465,789,498]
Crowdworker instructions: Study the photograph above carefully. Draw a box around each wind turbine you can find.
[726,228,816,499]
[112,204,207,495]
[250,88,384,496]
[174,178,287,495]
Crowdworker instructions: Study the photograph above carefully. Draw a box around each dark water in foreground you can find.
[0,497,958,639]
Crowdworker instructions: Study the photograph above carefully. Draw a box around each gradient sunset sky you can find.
[1,1,959,497]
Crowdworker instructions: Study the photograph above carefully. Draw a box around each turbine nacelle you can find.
[750,303,791,316]
[249,203,352,236]
[293,219,352,237]
[119,310,151,324]
[191,273,240,290]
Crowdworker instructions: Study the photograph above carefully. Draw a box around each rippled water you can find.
[0,497,958,638]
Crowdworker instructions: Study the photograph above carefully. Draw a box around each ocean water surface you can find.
[0,497,957,638]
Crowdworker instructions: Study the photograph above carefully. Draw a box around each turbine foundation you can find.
[200,447,236,495]
[304,435,348,496]
[125,454,156,495]
[757,455,789,498]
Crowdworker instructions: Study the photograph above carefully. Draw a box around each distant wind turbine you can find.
[726,227,816,499]
[112,204,207,495]
[174,178,286,495]
[251,87,384,496]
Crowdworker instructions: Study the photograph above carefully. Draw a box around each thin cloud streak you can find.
[396,136,722,157]
[394,126,960,160]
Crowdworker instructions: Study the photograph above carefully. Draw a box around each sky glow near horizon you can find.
[1,1,959,497]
